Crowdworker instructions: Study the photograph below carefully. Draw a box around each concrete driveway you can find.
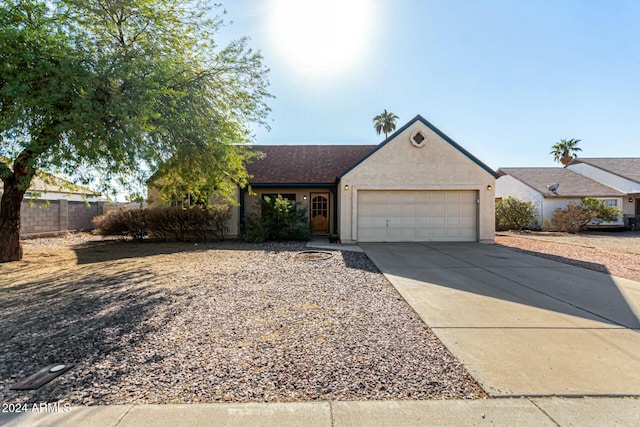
[360,242,640,397]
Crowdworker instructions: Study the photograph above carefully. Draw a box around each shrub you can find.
[495,197,538,231]
[92,205,231,241]
[93,208,148,240]
[244,195,311,242]
[550,198,621,233]
[244,214,267,243]
[205,204,233,241]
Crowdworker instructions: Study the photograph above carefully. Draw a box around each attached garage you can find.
[357,190,478,242]
[338,115,497,244]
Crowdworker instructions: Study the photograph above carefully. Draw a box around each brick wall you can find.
[19,200,104,235]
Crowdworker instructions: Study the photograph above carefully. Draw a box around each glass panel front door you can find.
[310,193,329,234]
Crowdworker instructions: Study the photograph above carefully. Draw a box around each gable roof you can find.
[338,114,498,179]
[247,145,377,185]
[498,167,625,198]
[29,174,98,195]
[0,157,98,195]
[569,158,640,184]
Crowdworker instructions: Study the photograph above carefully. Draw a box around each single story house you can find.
[150,115,498,243]
[22,174,103,203]
[496,167,626,228]
[566,158,640,226]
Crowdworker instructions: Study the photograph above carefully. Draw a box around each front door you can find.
[310,193,330,234]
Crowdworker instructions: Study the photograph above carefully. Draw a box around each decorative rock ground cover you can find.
[0,236,486,405]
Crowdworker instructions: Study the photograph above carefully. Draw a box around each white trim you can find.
[410,129,429,148]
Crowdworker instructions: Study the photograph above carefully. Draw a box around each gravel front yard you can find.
[496,231,640,282]
[0,236,486,406]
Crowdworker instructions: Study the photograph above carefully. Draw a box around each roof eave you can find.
[248,182,337,188]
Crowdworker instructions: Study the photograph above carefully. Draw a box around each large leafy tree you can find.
[550,138,582,166]
[0,0,271,262]
[373,109,399,139]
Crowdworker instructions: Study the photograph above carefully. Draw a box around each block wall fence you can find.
[18,200,104,236]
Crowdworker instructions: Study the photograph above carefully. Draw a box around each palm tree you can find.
[550,138,582,166]
[373,110,399,139]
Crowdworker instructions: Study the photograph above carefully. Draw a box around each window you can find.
[170,193,207,208]
[410,129,428,147]
[602,199,618,207]
[311,194,328,218]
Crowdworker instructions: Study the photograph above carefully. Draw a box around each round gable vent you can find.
[410,129,428,147]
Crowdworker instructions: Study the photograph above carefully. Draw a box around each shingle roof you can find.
[498,167,625,198]
[569,158,640,184]
[247,145,377,185]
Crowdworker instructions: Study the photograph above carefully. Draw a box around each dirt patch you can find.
[497,230,640,255]
[496,231,640,282]
[1,236,486,405]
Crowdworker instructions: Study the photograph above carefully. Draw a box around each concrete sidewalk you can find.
[360,242,640,397]
[2,398,639,426]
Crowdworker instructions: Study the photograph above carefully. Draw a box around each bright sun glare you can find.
[267,0,375,80]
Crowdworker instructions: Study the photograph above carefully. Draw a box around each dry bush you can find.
[93,205,231,241]
[550,198,621,233]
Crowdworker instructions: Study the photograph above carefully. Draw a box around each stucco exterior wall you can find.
[339,120,496,243]
[621,197,636,218]
[495,175,544,226]
[542,197,580,226]
[22,191,101,202]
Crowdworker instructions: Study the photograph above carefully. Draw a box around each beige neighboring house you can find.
[149,115,498,243]
[0,171,105,236]
[496,168,626,229]
[22,173,103,202]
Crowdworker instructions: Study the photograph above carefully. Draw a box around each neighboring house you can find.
[150,115,498,243]
[566,158,640,227]
[496,168,626,228]
[0,171,105,236]
[22,173,103,202]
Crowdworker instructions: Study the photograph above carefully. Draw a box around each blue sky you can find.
[218,0,639,171]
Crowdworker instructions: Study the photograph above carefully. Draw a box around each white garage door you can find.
[357,190,478,242]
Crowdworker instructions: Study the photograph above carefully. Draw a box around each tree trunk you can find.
[0,179,25,262]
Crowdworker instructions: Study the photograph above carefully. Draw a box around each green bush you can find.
[244,195,311,242]
[93,205,231,241]
[495,197,538,231]
[550,198,621,233]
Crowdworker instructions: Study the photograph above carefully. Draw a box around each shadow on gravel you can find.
[0,263,177,406]
[71,240,304,265]
[341,251,381,273]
